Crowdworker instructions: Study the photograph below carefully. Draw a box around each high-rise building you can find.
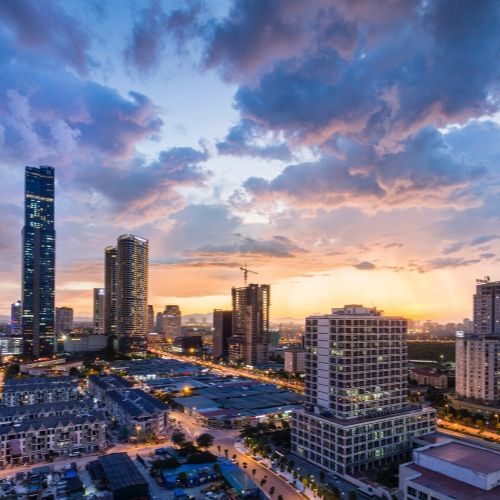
[117,234,148,354]
[10,301,22,336]
[291,305,435,477]
[155,312,164,336]
[104,246,118,336]
[93,288,106,335]
[232,284,270,366]
[284,348,306,374]
[213,309,232,360]
[163,305,181,341]
[22,166,56,358]
[456,278,500,401]
[147,305,155,333]
[55,307,73,335]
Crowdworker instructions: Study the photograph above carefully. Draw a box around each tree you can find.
[252,469,257,478]
[177,471,188,486]
[260,478,267,487]
[217,445,221,453]
[348,491,357,500]
[269,486,275,496]
[278,496,284,500]
[5,363,19,379]
[224,449,229,458]
[196,433,214,450]
[172,430,186,448]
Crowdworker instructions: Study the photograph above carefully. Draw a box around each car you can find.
[68,452,81,457]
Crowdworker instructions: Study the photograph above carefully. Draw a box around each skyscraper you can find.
[213,309,232,360]
[148,305,155,333]
[163,305,181,341]
[117,234,148,354]
[22,166,55,358]
[456,278,500,401]
[231,284,270,366]
[104,246,118,336]
[55,307,74,335]
[93,288,106,335]
[292,305,435,477]
[10,301,22,336]
[156,312,164,336]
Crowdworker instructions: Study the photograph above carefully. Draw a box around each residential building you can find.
[456,279,500,402]
[400,439,500,499]
[227,336,245,364]
[0,399,94,426]
[104,246,118,336]
[22,166,56,358]
[2,376,80,407]
[284,348,306,374]
[409,368,448,389]
[148,305,155,333]
[0,411,106,467]
[163,305,181,340]
[232,284,270,366]
[88,375,169,438]
[292,305,435,478]
[55,307,74,335]
[213,309,232,360]
[10,301,22,335]
[117,234,149,354]
[93,288,106,335]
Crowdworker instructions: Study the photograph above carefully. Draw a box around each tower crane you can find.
[240,264,258,286]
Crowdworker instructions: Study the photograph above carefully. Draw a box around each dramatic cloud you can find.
[0,0,91,74]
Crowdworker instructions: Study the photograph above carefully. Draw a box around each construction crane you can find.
[240,264,258,286]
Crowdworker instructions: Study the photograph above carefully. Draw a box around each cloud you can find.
[470,235,500,246]
[0,0,92,74]
[216,119,291,160]
[413,257,481,273]
[353,261,376,270]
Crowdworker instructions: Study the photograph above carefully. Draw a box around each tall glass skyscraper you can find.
[22,166,55,358]
[117,234,148,354]
[104,246,118,336]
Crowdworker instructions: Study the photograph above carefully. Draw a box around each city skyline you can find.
[2,2,500,322]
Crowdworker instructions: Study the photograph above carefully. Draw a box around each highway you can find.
[149,348,305,393]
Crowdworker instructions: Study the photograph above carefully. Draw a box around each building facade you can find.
[0,412,106,467]
[2,376,80,407]
[213,309,232,360]
[10,301,22,335]
[22,166,56,358]
[117,234,149,354]
[104,246,118,336]
[232,284,270,367]
[93,288,106,335]
[291,305,435,477]
[55,307,74,335]
[163,305,182,341]
[456,279,500,402]
[0,336,23,357]
[147,305,155,333]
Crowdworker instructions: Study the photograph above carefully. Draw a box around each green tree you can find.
[269,486,275,496]
[177,471,188,486]
[348,491,357,500]
[196,433,214,449]
[172,430,186,448]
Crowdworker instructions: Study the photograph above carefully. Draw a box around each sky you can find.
[1,0,500,322]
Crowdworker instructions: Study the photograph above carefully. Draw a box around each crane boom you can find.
[240,264,258,286]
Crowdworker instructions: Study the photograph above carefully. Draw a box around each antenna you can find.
[240,263,258,286]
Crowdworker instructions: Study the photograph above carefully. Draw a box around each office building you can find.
[232,284,270,366]
[291,305,435,478]
[93,288,106,335]
[171,335,203,354]
[22,166,55,358]
[55,307,74,335]
[400,439,500,499]
[0,335,23,357]
[10,301,22,335]
[213,309,232,360]
[456,279,500,402]
[117,234,148,354]
[104,246,118,336]
[64,334,107,353]
[163,305,181,341]
[2,376,79,406]
[148,305,155,333]
[284,348,306,374]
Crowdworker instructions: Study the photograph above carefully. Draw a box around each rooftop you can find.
[96,453,147,492]
[3,376,76,391]
[421,441,500,475]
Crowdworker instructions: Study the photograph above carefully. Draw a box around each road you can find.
[437,420,500,446]
[172,410,304,500]
[0,441,165,481]
[149,348,304,393]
